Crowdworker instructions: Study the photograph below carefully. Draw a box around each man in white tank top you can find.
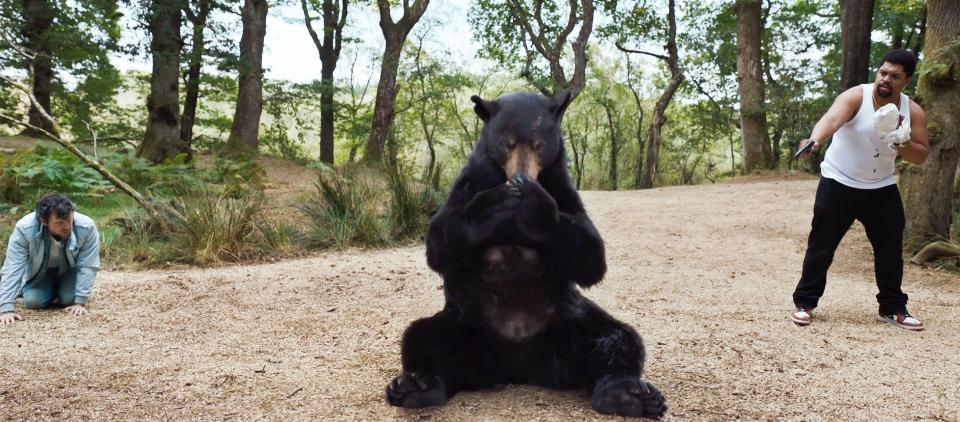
[790,50,930,331]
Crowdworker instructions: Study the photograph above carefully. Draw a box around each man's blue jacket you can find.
[0,211,100,313]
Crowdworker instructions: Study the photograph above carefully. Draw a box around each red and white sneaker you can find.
[791,307,813,326]
[877,311,924,331]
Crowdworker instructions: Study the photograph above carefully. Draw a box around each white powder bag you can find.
[874,103,900,134]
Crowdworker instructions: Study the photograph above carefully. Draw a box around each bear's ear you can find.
[471,95,498,123]
[550,90,573,119]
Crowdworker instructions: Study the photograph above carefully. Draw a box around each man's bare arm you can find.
[799,86,862,156]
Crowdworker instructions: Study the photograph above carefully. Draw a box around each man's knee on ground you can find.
[22,290,52,309]
[57,290,76,306]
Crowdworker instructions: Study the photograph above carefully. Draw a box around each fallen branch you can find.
[910,240,960,265]
[75,135,139,148]
[286,387,303,399]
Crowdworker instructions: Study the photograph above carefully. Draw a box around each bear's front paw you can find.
[385,371,448,409]
[591,375,667,418]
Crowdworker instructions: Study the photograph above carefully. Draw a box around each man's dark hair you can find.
[36,192,75,221]
[882,49,918,77]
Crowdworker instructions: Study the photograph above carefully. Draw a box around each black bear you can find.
[385,91,667,418]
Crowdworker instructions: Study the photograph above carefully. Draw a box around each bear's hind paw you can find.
[385,371,448,409]
[591,375,667,418]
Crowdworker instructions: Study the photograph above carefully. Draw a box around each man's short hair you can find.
[881,49,918,78]
[36,192,75,221]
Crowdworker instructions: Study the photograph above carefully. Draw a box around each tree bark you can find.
[21,0,58,138]
[736,0,772,174]
[602,100,618,190]
[898,0,960,251]
[303,0,348,164]
[362,0,430,163]
[839,0,876,91]
[179,0,212,158]
[139,0,189,164]
[633,107,645,189]
[225,0,268,157]
[636,0,683,189]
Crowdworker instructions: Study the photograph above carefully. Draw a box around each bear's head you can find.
[471,91,573,181]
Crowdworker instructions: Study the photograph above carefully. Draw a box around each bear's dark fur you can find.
[385,91,667,418]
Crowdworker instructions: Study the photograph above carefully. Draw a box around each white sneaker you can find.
[791,307,813,326]
[877,311,924,331]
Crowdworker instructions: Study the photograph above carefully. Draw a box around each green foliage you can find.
[0,145,112,204]
[300,168,388,250]
[109,151,201,194]
[210,155,267,198]
[166,186,283,264]
[469,0,588,93]
[0,0,124,136]
[387,165,444,241]
[299,164,446,250]
[106,185,289,266]
[259,80,318,162]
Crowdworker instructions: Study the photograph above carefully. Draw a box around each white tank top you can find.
[820,83,911,189]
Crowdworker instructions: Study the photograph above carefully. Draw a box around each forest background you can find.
[0,0,957,268]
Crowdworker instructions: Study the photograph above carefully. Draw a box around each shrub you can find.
[300,165,446,250]
[300,168,388,250]
[165,186,281,265]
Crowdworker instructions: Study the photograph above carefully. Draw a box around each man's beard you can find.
[876,83,893,98]
[50,233,66,241]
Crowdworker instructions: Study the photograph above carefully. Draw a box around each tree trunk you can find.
[180,0,212,160]
[139,0,189,163]
[899,1,960,251]
[736,0,772,174]
[628,84,645,189]
[568,133,582,190]
[911,6,927,56]
[225,0,268,157]
[21,0,58,138]
[303,0,348,164]
[603,101,618,190]
[771,119,784,167]
[637,0,683,189]
[891,14,904,49]
[839,0,876,91]
[362,0,430,163]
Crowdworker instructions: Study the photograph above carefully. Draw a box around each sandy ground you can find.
[2,178,960,421]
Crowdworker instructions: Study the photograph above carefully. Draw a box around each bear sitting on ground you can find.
[385,91,667,418]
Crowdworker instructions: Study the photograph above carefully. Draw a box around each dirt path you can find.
[2,179,959,421]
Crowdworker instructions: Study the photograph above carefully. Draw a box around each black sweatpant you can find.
[793,177,908,315]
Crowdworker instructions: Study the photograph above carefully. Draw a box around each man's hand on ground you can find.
[64,304,86,317]
[1,312,23,324]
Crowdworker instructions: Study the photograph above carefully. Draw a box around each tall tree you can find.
[612,0,683,189]
[139,0,190,163]
[839,0,876,91]
[899,1,960,250]
[623,58,645,189]
[20,0,56,137]
[179,0,215,153]
[225,0,268,156]
[600,96,619,190]
[362,0,429,163]
[302,0,348,164]
[471,0,594,99]
[735,0,771,173]
[2,0,122,139]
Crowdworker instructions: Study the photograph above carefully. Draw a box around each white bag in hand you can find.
[874,103,900,134]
